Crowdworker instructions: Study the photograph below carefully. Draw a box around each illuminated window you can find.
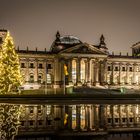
[115,118,119,123]
[122,118,126,123]
[122,67,126,71]
[38,63,43,69]
[108,66,111,71]
[136,67,139,72]
[121,105,126,114]
[29,107,34,114]
[21,63,25,68]
[129,67,133,72]
[72,60,76,84]
[46,74,52,84]
[47,64,52,69]
[29,120,34,126]
[129,118,133,123]
[107,105,111,116]
[38,74,43,83]
[115,66,119,71]
[30,63,34,68]
[46,105,51,115]
[37,106,42,114]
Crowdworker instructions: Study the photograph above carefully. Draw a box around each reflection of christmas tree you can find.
[0,31,22,94]
[0,104,22,140]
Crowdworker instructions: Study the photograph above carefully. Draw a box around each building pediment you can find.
[59,43,107,55]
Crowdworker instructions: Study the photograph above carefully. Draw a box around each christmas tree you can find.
[0,104,22,140]
[0,31,22,94]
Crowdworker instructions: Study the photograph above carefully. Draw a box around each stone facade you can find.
[1,30,140,90]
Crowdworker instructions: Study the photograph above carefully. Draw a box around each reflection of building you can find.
[1,29,140,90]
[17,103,140,139]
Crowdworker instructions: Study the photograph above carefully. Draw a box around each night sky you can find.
[0,0,140,55]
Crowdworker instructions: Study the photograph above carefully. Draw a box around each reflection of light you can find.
[136,105,139,115]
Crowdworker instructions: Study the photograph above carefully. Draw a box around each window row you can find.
[107,117,139,124]
[21,63,52,69]
[108,66,133,72]
[28,105,51,115]
[20,119,52,127]
[28,74,52,83]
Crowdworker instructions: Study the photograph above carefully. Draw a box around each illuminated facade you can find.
[1,30,140,90]
[12,31,140,90]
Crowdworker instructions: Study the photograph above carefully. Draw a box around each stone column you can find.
[91,59,95,86]
[76,105,81,130]
[76,58,82,86]
[111,63,114,84]
[84,105,88,130]
[34,59,38,83]
[119,105,122,127]
[110,105,114,127]
[87,58,91,86]
[126,105,129,127]
[43,59,47,83]
[87,105,91,130]
[95,60,99,86]
[25,58,29,82]
[91,105,94,130]
[85,59,88,83]
[103,61,107,85]
[94,105,99,130]
[133,64,137,84]
[133,105,137,126]
[100,60,105,85]
[119,63,122,85]
[126,63,129,84]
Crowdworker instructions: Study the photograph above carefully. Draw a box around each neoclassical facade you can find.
[1,29,140,90]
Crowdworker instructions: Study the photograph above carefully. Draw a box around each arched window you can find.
[29,74,34,83]
[72,60,76,84]
[38,74,43,83]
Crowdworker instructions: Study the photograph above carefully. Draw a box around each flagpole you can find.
[64,64,68,95]
[64,72,65,95]
[45,65,47,95]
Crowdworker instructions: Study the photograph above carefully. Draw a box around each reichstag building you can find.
[9,30,140,90]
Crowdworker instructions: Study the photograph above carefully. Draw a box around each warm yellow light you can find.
[136,105,139,115]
